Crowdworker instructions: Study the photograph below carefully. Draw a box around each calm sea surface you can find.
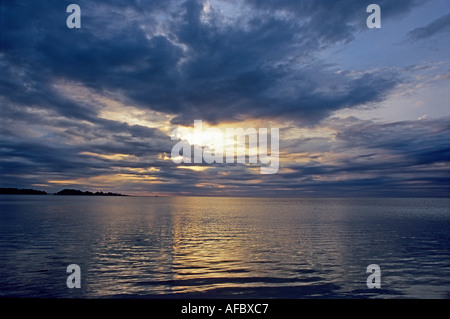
[0,196,449,299]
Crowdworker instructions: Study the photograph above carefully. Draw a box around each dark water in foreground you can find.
[0,196,449,299]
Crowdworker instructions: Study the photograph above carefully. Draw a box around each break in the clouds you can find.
[0,0,449,197]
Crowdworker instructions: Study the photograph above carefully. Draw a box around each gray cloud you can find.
[407,13,450,40]
[0,0,421,126]
[277,117,450,197]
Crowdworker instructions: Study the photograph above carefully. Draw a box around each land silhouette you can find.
[55,189,126,196]
[0,187,126,196]
[0,188,47,195]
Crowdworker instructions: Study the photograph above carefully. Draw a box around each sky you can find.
[0,0,449,197]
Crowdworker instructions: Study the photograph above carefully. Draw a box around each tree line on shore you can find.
[0,188,127,196]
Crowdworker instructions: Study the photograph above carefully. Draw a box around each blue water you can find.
[0,196,449,298]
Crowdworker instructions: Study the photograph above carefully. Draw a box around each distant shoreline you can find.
[54,189,127,196]
[0,188,127,196]
[0,188,47,195]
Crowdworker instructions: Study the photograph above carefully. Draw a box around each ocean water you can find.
[0,195,449,299]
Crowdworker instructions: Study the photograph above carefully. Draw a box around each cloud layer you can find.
[0,0,419,124]
[0,0,449,197]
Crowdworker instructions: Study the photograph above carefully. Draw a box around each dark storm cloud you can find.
[407,13,450,40]
[0,0,425,126]
[333,118,450,166]
[246,0,428,41]
[0,62,99,122]
[0,1,183,120]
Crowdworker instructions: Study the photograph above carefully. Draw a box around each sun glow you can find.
[79,151,132,161]
[171,120,280,157]
[178,166,211,172]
